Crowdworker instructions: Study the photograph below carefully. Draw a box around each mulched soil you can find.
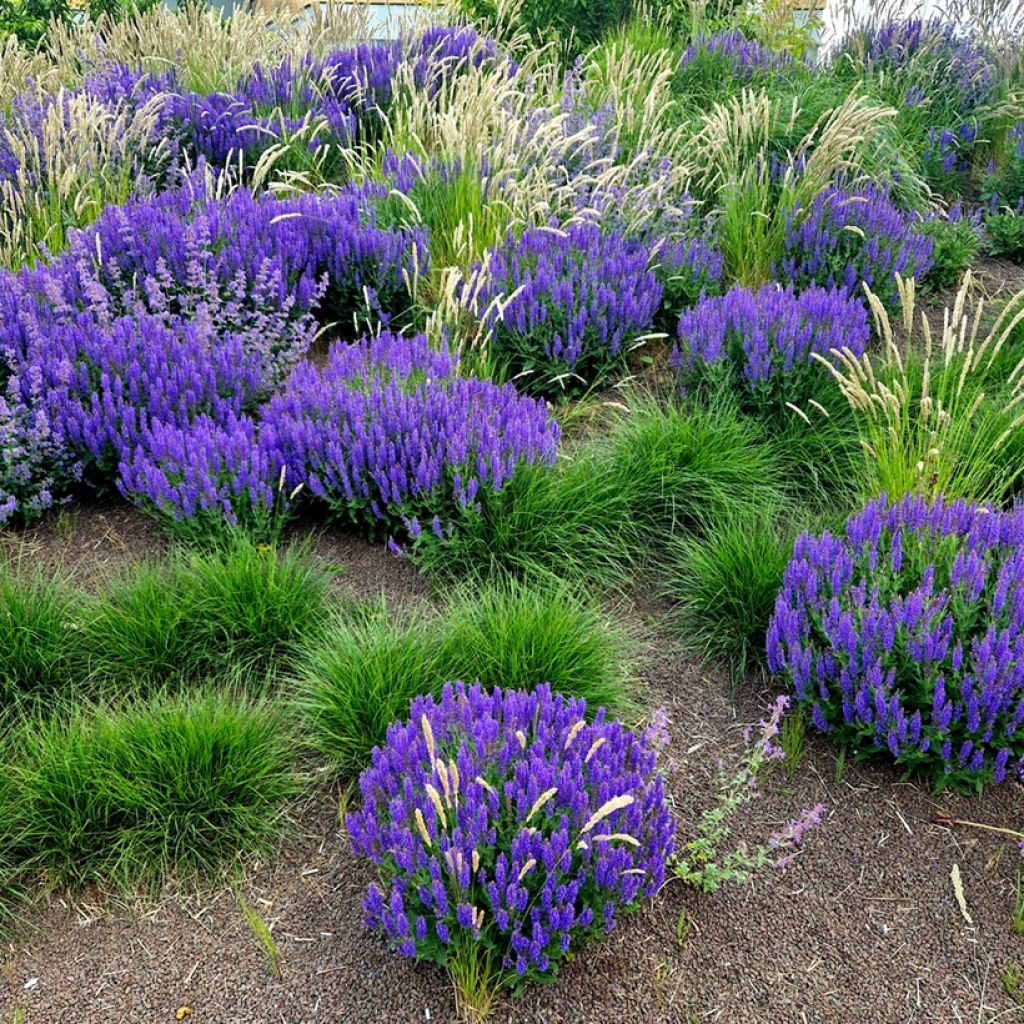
[4,508,1024,1024]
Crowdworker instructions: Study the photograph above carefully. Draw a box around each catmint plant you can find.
[674,695,825,892]
[347,682,674,1011]
[768,493,1024,792]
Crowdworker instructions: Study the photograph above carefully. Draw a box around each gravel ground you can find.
[3,508,1024,1024]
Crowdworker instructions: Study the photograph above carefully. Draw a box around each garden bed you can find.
[0,509,1022,1023]
[4,1,1024,1021]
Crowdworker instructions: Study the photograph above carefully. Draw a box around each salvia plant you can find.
[779,180,935,310]
[923,120,982,197]
[473,221,662,396]
[835,17,1002,123]
[0,172,426,526]
[676,29,796,107]
[984,120,1024,207]
[673,282,870,416]
[259,331,561,540]
[346,681,674,1013]
[767,493,1024,792]
[123,330,560,543]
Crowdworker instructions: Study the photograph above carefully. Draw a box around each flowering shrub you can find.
[836,18,1001,120]
[346,681,674,1002]
[984,121,1024,207]
[923,120,981,196]
[767,494,1024,792]
[119,331,559,541]
[673,283,869,414]
[474,223,661,395]
[0,176,425,524]
[260,331,560,538]
[917,204,981,292]
[779,182,935,309]
[117,414,283,541]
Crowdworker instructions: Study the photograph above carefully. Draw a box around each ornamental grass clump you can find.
[347,681,674,1015]
[673,282,869,416]
[473,222,661,396]
[0,689,298,891]
[821,274,1024,504]
[767,493,1024,792]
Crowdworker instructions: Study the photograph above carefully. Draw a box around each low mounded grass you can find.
[0,689,298,891]
[294,577,632,777]
[663,502,815,680]
[0,562,81,706]
[601,390,785,534]
[293,605,443,779]
[411,390,785,586]
[80,537,333,691]
[435,577,633,706]
[410,452,644,588]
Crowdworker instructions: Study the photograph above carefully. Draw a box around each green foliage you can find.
[0,689,298,890]
[0,0,159,45]
[436,576,631,706]
[239,894,284,977]
[294,578,631,777]
[407,452,643,587]
[600,391,784,535]
[778,707,808,780]
[293,605,441,778]
[663,502,803,677]
[985,210,1024,261]
[80,538,332,691]
[918,215,980,293]
[458,0,632,54]
[0,561,81,707]
[410,392,783,586]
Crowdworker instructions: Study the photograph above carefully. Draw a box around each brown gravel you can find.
[3,508,1024,1024]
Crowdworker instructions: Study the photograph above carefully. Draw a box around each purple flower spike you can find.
[767,494,1024,792]
[673,282,869,414]
[347,682,675,987]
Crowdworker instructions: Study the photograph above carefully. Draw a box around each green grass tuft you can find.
[0,560,82,706]
[80,538,332,691]
[295,577,632,777]
[663,502,806,679]
[436,576,633,708]
[602,390,785,535]
[0,689,298,891]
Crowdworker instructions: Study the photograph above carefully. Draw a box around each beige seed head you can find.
[582,794,634,834]
[424,784,448,831]
[563,720,586,750]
